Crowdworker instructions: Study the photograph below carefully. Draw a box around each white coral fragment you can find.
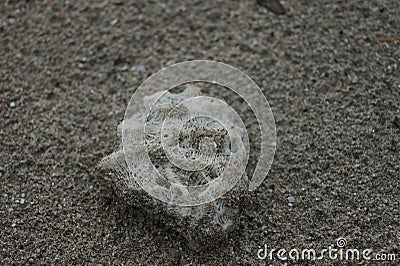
[98,85,251,247]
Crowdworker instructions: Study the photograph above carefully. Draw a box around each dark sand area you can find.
[1,0,399,264]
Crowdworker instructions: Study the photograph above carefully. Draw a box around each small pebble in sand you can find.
[287,196,294,207]
[110,19,118,26]
[136,65,146,72]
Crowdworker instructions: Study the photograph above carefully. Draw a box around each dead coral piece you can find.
[97,85,251,249]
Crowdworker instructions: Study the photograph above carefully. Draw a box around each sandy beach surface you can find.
[1,0,399,264]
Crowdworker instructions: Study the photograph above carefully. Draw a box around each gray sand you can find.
[1,0,399,264]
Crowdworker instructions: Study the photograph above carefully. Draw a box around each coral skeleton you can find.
[98,85,250,249]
